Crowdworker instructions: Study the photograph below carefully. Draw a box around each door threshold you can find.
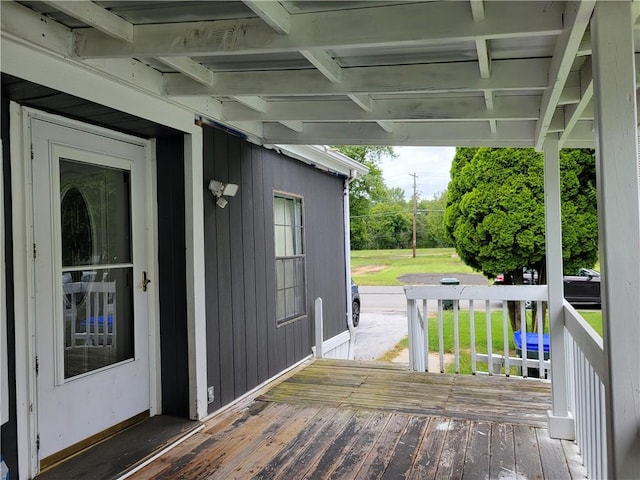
[36,416,202,480]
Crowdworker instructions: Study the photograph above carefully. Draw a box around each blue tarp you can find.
[513,330,550,352]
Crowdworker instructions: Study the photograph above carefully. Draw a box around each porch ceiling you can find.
[3,0,640,148]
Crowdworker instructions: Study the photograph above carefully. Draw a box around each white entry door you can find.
[30,115,151,463]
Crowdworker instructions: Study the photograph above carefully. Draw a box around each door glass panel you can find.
[60,159,134,379]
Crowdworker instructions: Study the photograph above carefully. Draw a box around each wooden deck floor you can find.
[130,359,586,480]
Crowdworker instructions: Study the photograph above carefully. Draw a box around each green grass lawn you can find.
[381,308,603,375]
[351,247,476,285]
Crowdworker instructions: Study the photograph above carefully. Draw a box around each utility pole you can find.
[410,173,418,258]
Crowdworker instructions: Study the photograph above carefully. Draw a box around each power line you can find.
[350,209,445,219]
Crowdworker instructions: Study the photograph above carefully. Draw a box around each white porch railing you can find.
[564,301,607,479]
[404,285,549,377]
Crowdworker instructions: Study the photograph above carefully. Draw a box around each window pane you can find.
[294,200,302,227]
[285,226,294,256]
[284,259,295,288]
[276,290,285,321]
[274,197,285,224]
[285,288,295,318]
[60,159,131,266]
[295,285,305,314]
[63,267,133,378]
[274,226,286,257]
[295,257,305,282]
[276,259,285,290]
[294,226,303,255]
[284,198,294,225]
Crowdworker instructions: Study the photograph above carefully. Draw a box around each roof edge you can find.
[268,144,369,178]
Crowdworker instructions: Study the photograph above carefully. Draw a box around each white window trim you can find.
[273,192,307,326]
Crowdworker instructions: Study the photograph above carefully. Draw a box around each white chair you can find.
[64,281,117,347]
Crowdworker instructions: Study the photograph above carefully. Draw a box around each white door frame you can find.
[9,104,161,478]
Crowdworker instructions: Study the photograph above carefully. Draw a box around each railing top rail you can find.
[563,300,606,379]
[404,284,548,301]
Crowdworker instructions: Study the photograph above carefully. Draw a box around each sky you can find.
[379,146,456,201]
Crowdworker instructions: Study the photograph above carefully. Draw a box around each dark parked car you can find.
[494,267,601,306]
[564,268,601,306]
[351,279,361,327]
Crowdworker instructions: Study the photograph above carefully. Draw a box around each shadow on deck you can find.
[130,359,586,479]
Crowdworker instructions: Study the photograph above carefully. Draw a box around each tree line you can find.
[333,146,452,250]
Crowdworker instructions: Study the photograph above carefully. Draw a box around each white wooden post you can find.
[184,129,209,420]
[592,2,640,478]
[543,134,574,439]
[315,297,324,358]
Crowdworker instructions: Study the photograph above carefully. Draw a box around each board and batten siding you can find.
[203,126,348,412]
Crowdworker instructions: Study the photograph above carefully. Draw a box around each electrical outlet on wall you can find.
[207,386,215,403]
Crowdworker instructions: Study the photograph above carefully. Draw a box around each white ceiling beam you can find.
[300,49,342,83]
[242,0,290,34]
[548,110,565,133]
[164,58,550,97]
[47,0,134,43]
[470,0,485,22]
[73,2,564,58]
[262,121,537,147]
[475,40,492,79]
[483,91,497,133]
[232,96,268,112]
[1,0,72,53]
[558,87,581,105]
[376,121,394,133]
[559,57,593,146]
[534,0,595,150]
[278,121,304,133]
[348,94,373,112]
[157,57,216,87]
[221,95,541,122]
[483,91,495,110]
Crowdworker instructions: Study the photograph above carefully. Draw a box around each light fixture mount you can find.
[208,179,239,208]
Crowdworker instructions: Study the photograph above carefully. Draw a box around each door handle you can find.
[142,271,151,292]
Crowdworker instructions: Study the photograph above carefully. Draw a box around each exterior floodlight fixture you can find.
[208,179,239,208]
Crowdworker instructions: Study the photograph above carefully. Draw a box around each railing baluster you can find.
[521,301,528,377]
[438,299,444,373]
[406,299,415,370]
[502,304,509,376]
[585,354,596,478]
[600,381,607,477]
[469,300,476,374]
[453,299,460,374]
[594,369,602,480]
[485,300,492,375]
[423,299,429,372]
[537,306,544,378]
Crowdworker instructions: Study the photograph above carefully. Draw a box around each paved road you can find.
[353,287,408,361]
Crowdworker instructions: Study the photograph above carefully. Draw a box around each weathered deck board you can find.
[259,359,552,427]
[129,359,585,480]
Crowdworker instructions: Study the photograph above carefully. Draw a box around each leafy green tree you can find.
[445,147,598,330]
[386,186,407,205]
[416,191,451,248]
[367,203,413,249]
[332,146,396,249]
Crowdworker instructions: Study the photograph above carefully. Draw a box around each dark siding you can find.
[156,136,190,418]
[203,126,348,413]
[1,84,19,479]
